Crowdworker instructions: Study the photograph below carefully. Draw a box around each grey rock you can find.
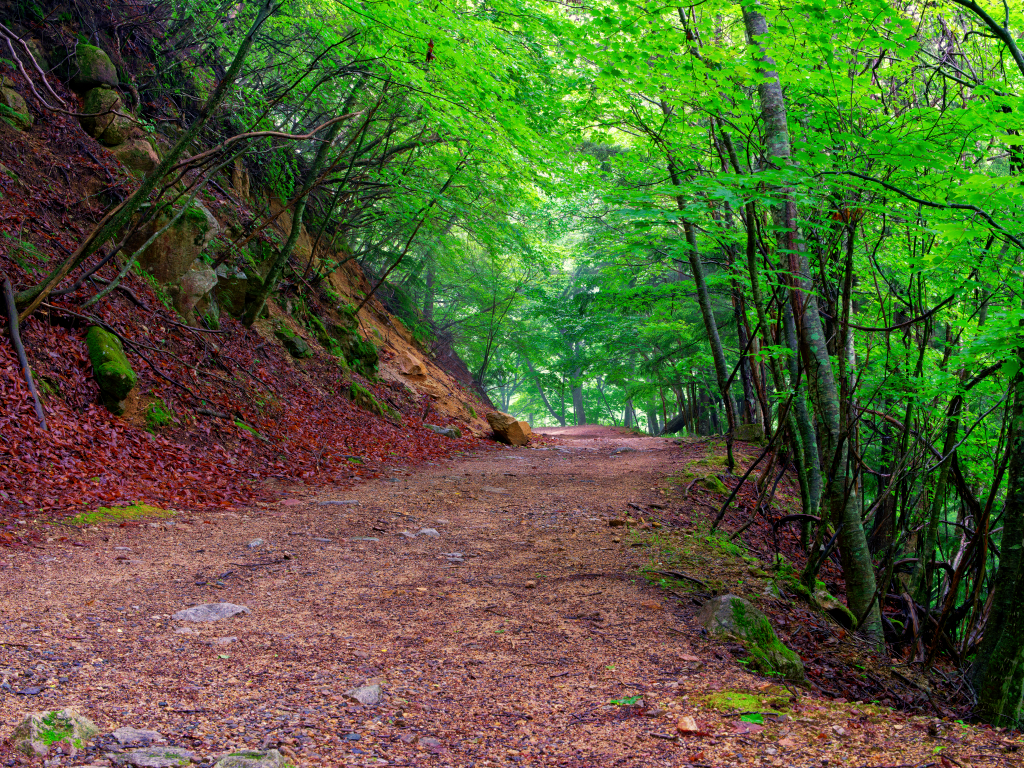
[172,603,250,622]
[733,423,765,442]
[343,683,383,706]
[112,727,165,747]
[398,530,417,539]
[175,263,218,318]
[425,424,461,438]
[319,500,359,506]
[113,746,197,767]
[480,486,509,494]
[211,636,238,646]
[246,539,264,549]
[611,446,635,455]
[10,709,99,756]
[213,749,288,768]
[417,528,440,538]
[349,536,379,542]
[696,595,805,681]
[214,265,248,318]
[312,537,332,543]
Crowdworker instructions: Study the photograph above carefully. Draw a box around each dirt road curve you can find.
[0,430,990,767]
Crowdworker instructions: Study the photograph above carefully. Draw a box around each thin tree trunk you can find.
[742,0,880,644]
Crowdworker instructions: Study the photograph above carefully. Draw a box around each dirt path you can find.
[0,430,1012,767]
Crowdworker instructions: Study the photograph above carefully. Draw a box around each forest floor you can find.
[0,428,1019,767]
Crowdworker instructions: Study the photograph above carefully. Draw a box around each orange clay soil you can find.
[0,428,1019,767]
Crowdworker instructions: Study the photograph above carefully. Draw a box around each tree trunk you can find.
[742,0,880,644]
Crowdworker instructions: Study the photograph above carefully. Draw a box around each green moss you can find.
[467,403,478,418]
[85,326,137,404]
[67,504,174,527]
[702,474,727,494]
[702,691,767,713]
[144,400,175,431]
[39,711,77,747]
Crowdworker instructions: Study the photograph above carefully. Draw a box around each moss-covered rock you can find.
[85,326,137,411]
[0,79,33,131]
[130,201,220,286]
[81,86,132,146]
[69,44,118,90]
[349,383,398,421]
[275,326,312,358]
[697,594,805,681]
[215,265,249,317]
[10,709,99,756]
[320,320,377,377]
[111,138,159,173]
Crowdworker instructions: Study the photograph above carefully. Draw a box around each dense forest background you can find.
[0,0,1022,727]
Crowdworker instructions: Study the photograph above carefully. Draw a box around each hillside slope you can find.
[0,29,495,538]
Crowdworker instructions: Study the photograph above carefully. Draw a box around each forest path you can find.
[0,432,999,767]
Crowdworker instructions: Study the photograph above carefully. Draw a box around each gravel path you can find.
[0,430,1009,766]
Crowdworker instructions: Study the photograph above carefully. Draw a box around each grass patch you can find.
[703,689,789,714]
[67,504,175,526]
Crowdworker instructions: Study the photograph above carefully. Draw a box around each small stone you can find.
[676,716,700,735]
[319,500,359,506]
[211,636,238,646]
[418,736,442,749]
[172,603,250,622]
[113,746,197,767]
[349,537,379,542]
[343,683,383,706]
[10,709,99,756]
[246,539,264,549]
[398,531,417,539]
[112,727,165,747]
[312,537,332,543]
[480,486,509,494]
[417,528,440,538]
[344,733,361,742]
[213,749,288,768]
[608,519,626,528]
[611,446,635,454]
[524,580,537,589]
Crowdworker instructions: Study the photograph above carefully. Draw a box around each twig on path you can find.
[0,641,34,649]
[643,569,711,590]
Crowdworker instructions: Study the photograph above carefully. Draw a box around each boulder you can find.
[24,39,50,72]
[81,86,132,146]
[733,422,765,442]
[173,262,218,318]
[85,326,137,414]
[131,202,220,285]
[0,78,33,131]
[215,265,248,317]
[112,139,159,173]
[697,595,804,681]
[518,420,532,438]
[214,750,289,768]
[10,709,99,756]
[69,44,118,90]
[487,411,529,446]
[274,327,311,359]
[395,353,426,376]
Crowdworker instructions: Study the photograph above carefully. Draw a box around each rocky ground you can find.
[1,429,1019,767]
